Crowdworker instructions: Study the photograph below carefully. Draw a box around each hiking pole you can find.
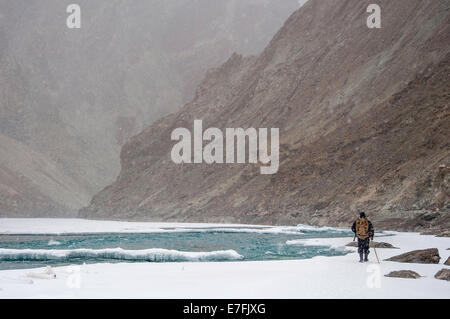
[371,238,380,264]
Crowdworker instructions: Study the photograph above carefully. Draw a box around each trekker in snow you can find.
[351,212,374,262]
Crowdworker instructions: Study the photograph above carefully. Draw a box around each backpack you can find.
[356,217,369,239]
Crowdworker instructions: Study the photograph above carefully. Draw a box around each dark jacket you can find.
[351,218,374,238]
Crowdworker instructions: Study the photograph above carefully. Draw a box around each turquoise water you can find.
[0,226,353,270]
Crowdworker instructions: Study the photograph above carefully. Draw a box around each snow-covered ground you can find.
[0,219,448,299]
[0,218,272,234]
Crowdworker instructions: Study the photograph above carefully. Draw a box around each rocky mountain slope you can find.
[81,0,450,232]
[0,0,302,216]
[0,134,82,216]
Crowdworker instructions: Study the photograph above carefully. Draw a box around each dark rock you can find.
[385,270,421,279]
[386,248,440,264]
[420,231,436,235]
[436,231,450,238]
[434,269,450,281]
[444,257,450,266]
[346,241,398,249]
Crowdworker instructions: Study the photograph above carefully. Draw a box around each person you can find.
[351,212,374,262]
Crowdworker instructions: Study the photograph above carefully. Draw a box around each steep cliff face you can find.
[81,0,450,232]
[0,0,301,216]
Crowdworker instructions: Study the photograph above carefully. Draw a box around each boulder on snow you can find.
[385,248,440,264]
[436,231,450,237]
[444,257,450,266]
[385,270,421,279]
[346,241,398,248]
[434,268,450,281]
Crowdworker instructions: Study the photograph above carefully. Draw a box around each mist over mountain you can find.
[0,0,302,216]
[81,0,449,233]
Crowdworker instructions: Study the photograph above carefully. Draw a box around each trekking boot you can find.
[364,253,369,262]
[359,253,364,263]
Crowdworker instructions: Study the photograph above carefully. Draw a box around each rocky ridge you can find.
[81,0,450,232]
